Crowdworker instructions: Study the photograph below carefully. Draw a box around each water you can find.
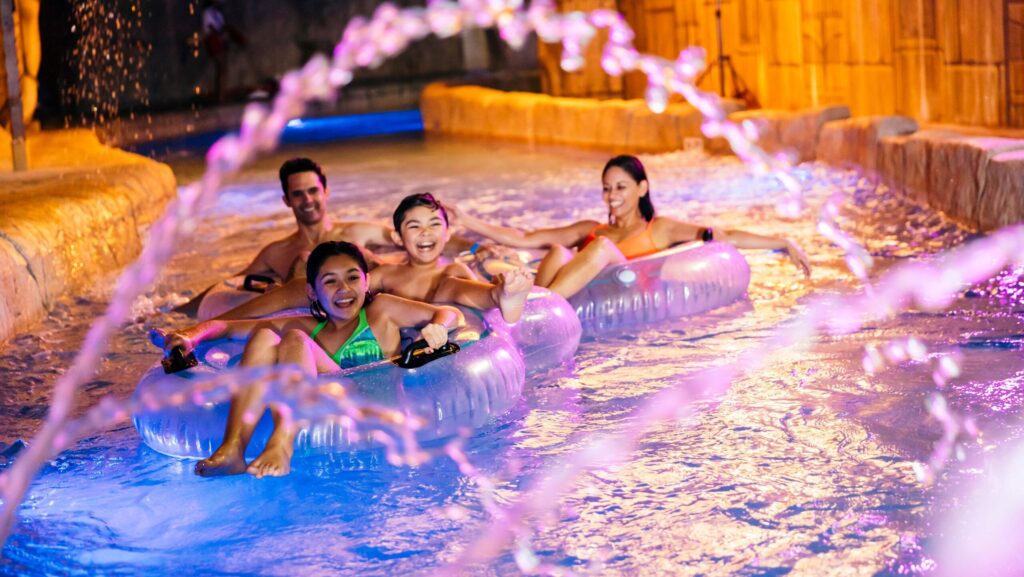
[1,133,1022,576]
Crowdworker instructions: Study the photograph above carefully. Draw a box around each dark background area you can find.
[36,0,539,127]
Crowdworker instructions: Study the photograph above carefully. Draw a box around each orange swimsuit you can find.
[581,221,660,259]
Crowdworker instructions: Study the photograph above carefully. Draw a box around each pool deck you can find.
[0,129,176,343]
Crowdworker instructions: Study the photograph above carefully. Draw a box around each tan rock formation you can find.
[420,82,744,153]
[977,150,1024,230]
[726,106,851,162]
[927,136,1024,227]
[878,129,962,203]
[815,116,918,173]
[0,129,176,342]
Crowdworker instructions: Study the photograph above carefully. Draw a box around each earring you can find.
[309,299,328,321]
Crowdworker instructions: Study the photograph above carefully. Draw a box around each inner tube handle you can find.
[242,274,277,293]
[162,346,199,374]
[395,340,461,369]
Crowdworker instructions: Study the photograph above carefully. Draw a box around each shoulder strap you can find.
[309,319,329,340]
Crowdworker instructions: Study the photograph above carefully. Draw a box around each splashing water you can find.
[3,0,1024,574]
[65,0,150,125]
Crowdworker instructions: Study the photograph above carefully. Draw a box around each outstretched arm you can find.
[161,318,265,354]
[449,203,596,249]
[214,278,309,321]
[656,217,811,277]
[717,229,811,277]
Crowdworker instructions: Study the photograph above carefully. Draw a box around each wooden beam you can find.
[0,0,27,171]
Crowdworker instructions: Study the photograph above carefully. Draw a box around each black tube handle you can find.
[394,340,460,369]
[162,346,199,374]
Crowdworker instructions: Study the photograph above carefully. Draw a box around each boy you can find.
[213,193,533,323]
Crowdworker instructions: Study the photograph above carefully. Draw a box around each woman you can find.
[160,241,463,478]
[451,155,811,299]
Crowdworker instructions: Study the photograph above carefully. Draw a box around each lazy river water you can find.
[1,132,1022,576]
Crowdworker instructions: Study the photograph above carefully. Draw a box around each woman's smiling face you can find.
[602,165,648,222]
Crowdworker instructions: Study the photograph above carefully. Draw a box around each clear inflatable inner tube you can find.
[568,241,751,335]
[484,288,581,373]
[133,311,525,460]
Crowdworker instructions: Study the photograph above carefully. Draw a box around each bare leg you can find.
[246,329,335,478]
[434,270,534,323]
[536,245,573,288]
[547,237,627,299]
[171,284,215,317]
[195,326,280,477]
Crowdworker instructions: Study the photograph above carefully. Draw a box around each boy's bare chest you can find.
[384,268,443,301]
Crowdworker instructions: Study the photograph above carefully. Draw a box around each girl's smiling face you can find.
[311,254,367,320]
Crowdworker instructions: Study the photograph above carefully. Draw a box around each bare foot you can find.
[195,441,247,477]
[246,443,293,478]
[494,267,534,323]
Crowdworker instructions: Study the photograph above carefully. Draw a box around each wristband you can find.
[469,242,481,255]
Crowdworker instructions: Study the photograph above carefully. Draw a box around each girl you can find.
[161,241,463,478]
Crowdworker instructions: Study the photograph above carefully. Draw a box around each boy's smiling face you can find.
[391,205,450,264]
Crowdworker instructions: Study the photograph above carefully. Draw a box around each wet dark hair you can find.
[603,155,656,222]
[392,192,449,231]
[306,241,369,286]
[279,157,327,195]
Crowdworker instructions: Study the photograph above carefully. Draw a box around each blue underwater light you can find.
[130,109,424,159]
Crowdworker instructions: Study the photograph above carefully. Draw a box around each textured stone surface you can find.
[977,149,1024,231]
[816,116,919,173]
[0,129,176,342]
[927,136,1024,227]
[420,83,746,152]
[878,129,963,203]
[726,106,851,162]
[866,127,1024,231]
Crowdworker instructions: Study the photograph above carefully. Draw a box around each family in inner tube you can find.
[158,154,811,478]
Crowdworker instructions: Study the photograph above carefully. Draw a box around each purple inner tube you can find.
[568,241,751,335]
[133,312,525,460]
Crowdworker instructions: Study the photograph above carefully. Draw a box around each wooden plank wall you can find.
[539,0,1021,127]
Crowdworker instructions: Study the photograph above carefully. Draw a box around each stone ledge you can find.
[816,115,919,173]
[421,84,1024,232]
[421,82,745,152]
[722,106,852,162]
[0,129,177,342]
[824,117,1024,232]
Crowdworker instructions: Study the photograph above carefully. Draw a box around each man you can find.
[240,157,395,281]
[176,157,496,317]
[208,192,533,323]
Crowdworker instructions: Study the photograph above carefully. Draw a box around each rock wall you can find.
[0,129,176,342]
[421,83,745,152]
[817,116,1024,231]
[421,84,1024,232]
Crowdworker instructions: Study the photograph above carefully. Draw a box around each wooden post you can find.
[0,0,27,171]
